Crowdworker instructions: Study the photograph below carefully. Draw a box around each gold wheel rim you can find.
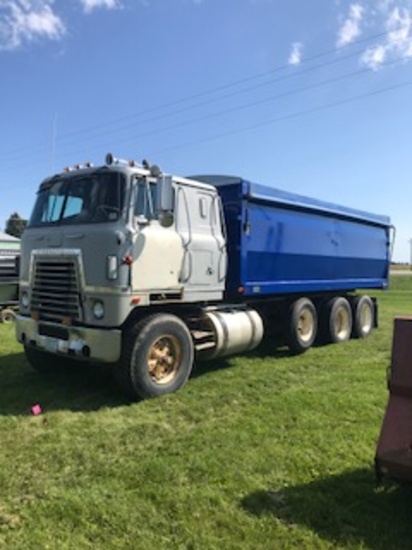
[147,335,182,385]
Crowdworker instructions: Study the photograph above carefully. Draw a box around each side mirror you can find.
[156,175,174,227]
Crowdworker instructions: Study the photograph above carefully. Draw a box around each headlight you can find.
[93,300,105,320]
[21,291,29,308]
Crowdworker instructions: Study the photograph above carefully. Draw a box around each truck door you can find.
[176,185,226,293]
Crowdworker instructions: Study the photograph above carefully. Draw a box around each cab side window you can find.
[134,180,157,219]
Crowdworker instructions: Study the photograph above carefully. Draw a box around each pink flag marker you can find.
[31,404,42,415]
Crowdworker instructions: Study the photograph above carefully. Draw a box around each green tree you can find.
[5,212,27,238]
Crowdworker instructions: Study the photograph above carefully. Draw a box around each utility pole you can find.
[409,239,412,270]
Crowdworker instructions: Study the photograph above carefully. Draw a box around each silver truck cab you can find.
[16,156,227,368]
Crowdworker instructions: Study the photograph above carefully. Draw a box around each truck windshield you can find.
[28,171,126,227]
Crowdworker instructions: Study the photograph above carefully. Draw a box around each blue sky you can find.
[1,0,412,261]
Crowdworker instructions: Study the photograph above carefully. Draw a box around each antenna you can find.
[409,238,412,270]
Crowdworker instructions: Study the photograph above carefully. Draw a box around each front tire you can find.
[115,314,194,400]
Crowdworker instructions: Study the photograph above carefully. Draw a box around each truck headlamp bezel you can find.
[92,300,105,320]
[21,291,29,308]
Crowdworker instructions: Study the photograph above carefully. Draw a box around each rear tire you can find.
[115,314,194,400]
[321,296,352,344]
[352,295,374,339]
[0,309,16,323]
[287,298,317,354]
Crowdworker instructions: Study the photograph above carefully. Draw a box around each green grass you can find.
[2,278,412,549]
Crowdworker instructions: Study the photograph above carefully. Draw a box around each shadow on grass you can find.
[0,352,133,415]
[1,340,294,416]
[191,341,292,379]
[242,468,412,550]
[241,340,292,359]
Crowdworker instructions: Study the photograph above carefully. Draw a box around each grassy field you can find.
[2,279,412,549]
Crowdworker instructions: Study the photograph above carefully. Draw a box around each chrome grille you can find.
[31,258,82,321]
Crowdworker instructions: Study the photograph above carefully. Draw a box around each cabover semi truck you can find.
[15,154,391,399]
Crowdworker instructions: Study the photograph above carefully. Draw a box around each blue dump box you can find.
[197,176,391,299]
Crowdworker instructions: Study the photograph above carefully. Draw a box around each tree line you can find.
[3,213,27,239]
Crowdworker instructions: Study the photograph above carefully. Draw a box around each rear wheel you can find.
[287,297,317,354]
[321,296,352,344]
[115,314,194,400]
[0,308,16,323]
[352,295,374,338]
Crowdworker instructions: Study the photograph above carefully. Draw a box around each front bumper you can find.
[16,315,122,363]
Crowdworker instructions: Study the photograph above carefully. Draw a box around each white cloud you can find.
[336,3,365,47]
[288,42,303,65]
[80,0,121,13]
[361,44,387,68]
[361,5,412,69]
[388,5,412,43]
[0,0,65,50]
[0,0,120,52]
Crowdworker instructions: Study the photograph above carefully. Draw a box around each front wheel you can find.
[115,314,194,400]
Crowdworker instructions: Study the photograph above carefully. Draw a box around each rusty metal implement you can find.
[375,317,412,482]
